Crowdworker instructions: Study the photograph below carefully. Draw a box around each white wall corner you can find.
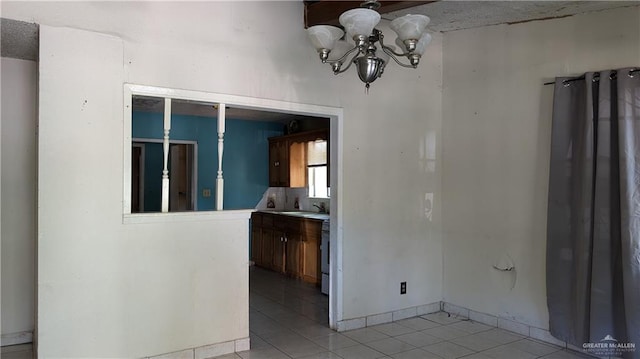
[336,318,366,332]
[529,327,566,347]
[417,302,441,316]
[0,331,33,347]
[234,337,250,352]
[147,348,194,359]
[366,312,393,326]
[439,302,569,349]
[392,307,418,321]
[442,302,469,318]
[194,340,234,359]
[469,310,498,327]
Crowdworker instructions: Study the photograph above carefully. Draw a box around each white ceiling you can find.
[3,1,638,120]
[385,1,638,32]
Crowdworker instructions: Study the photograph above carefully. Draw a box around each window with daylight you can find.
[307,139,329,198]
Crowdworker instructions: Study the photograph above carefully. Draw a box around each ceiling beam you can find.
[304,1,437,28]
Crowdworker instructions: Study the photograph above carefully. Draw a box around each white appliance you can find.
[320,219,330,295]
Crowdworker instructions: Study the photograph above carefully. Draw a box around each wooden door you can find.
[131,145,142,213]
[169,144,194,211]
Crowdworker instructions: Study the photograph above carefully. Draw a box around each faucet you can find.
[313,202,327,213]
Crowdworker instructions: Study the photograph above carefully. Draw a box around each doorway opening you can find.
[124,84,343,331]
[131,139,197,213]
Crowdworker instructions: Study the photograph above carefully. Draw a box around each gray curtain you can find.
[547,67,640,358]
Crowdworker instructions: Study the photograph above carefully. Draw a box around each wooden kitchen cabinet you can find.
[251,218,263,265]
[251,211,323,285]
[285,231,302,277]
[300,220,322,283]
[268,129,328,188]
[272,229,286,273]
[269,139,290,187]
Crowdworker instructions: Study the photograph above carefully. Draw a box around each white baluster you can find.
[216,103,226,210]
[161,98,171,212]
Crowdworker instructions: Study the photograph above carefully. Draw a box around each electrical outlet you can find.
[202,189,211,197]
[400,282,407,295]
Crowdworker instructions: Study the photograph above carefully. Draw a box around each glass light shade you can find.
[328,40,352,61]
[307,25,344,51]
[339,8,380,40]
[413,32,432,55]
[395,38,407,52]
[390,14,430,41]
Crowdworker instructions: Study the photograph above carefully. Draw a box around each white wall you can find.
[1,57,37,344]
[2,1,444,357]
[36,26,253,358]
[441,6,640,329]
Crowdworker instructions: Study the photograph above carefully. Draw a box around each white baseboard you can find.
[440,301,581,350]
[146,337,250,359]
[1,331,33,346]
[335,300,577,354]
[336,301,441,332]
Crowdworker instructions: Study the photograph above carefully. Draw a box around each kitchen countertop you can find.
[257,210,329,221]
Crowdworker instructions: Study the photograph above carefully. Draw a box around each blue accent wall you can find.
[132,112,284,211]
[223,119,285,209]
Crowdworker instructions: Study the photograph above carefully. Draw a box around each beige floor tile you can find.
[504,339,562,356]
[366,338,416,355]
[421,312,463,325]
[396,318,442,331]
[333,344,386,359]
[472,329,524,345]
[298,352,344,359]
[422,341,476,359]
[423,326,470,340]
[370,323,416,337]
[459,354,493,359]
[213,354,242,359]
[450,333,501,351]
[311,333,359,351]
[448,321,493,334]
[343,328,390,343]
[480,344,538,359]
[390,348,444,359]
[395,331,444,347]
[238,347,290,359]
[540,349,596,359]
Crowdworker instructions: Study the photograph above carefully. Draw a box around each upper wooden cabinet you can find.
[269,138,290,187]
[268,129,328,188]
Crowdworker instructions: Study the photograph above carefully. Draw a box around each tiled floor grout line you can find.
[240,267,591,359]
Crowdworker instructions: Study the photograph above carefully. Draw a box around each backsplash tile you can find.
[256,187,330,213]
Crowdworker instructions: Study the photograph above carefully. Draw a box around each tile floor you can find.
[220,266,595,359]
[0,267,595,359]
[0,343,33,359]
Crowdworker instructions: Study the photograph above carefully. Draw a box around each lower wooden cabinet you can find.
[251,211,322,285]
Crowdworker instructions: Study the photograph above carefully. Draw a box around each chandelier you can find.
[306,0,432,91]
